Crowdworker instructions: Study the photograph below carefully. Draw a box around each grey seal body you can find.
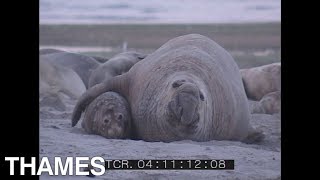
[39,58,86,111]
[40,51,100,88]
[39,48,65,55]
[251,91,281,114]
[88,51,146,88]
[72,34,263,143]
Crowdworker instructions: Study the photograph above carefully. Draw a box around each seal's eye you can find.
[172,79,186,88]
[137,54,147,60]
[200,92,205,101]
[104,119,110,124]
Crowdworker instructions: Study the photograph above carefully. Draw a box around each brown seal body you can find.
[82,92,131,139]
[251,91,281,114]
[72,34,264,143]
[241,63,281,101]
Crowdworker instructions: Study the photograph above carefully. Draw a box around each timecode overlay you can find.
[105,160,234,170]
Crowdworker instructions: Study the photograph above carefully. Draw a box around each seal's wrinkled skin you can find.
[82,92,131,139]
[72,34,264,143]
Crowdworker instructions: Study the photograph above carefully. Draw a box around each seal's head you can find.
[82,92,131,139]
[168,79,203,126]
[157,73,208,140]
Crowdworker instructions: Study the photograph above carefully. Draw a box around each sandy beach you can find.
[39,23,281,179]
[40,99,281,179]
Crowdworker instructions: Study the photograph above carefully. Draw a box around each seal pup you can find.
[81,51,145,138]
[81,92,132,139]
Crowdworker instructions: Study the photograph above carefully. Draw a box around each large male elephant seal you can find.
[82,92,132,139]
[88,51,146,88]
[72,34,264,143]
[40,51,100,88]
[240,63,281,101]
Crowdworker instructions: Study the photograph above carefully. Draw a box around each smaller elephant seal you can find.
[39,59,86,111]
[241,63,281,101]
[251,91,281,114]
[41,51,100,88]
[81,92,132,139]
[40,48,109,63]
[90,56,109,63]
[39,48,65,55]
[88,51,146,88]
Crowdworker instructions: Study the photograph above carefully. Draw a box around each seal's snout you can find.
[117,113,123,121]
[103,118,110,124]
[178,91,199,125]
[169,80,202,126]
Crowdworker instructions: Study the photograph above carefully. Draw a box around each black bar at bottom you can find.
[104,160,234,170]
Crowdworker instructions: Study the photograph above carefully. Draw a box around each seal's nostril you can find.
[172,82,179,88]
[118,114,123,120]
[104,119,109,124]
[179,107,183,117]
[200,93,205,101]
[172,79,186,88]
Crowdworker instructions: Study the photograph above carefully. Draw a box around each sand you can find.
[39,96,280,179]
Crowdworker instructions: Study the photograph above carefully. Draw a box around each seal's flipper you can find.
[242,128,265,144]
[71,74,129,127]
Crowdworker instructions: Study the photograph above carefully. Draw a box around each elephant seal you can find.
[81,92,132,139]
[88,51,146,88]
[41,51,100,88]
[40,48,109,63]
[251,91,281,114]
[80,52,145,138]
[90,56,109,63]
[40,59,86,110]
[39,48,65,55]
[72,34,264,143]
[240,63,281,101]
